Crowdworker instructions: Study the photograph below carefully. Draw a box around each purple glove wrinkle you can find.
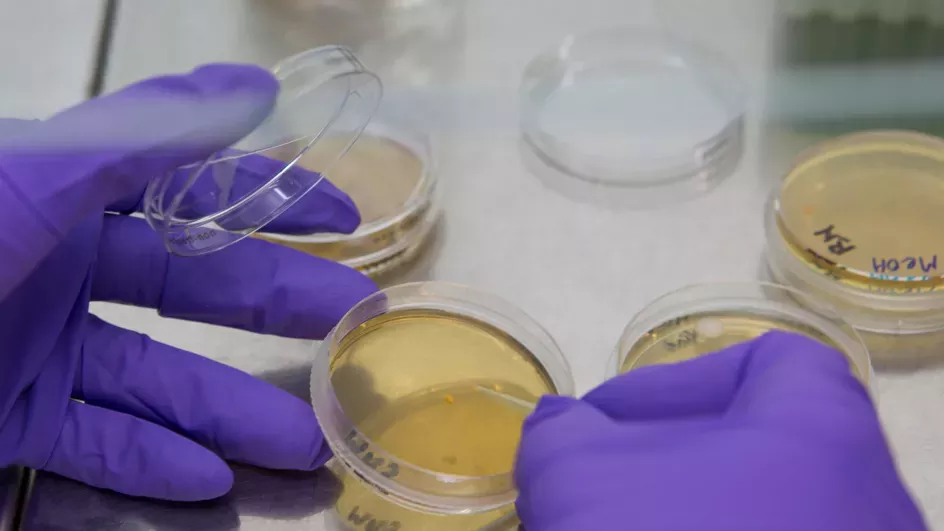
[0,64,377,501]
[515,332,929,531]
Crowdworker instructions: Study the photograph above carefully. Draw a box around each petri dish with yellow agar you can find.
[257,111,440,281]
[311,282,574,530]
[765,131,944,366]
[608,283,873,389]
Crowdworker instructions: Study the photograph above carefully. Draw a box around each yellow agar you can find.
[257,133,432,267]
[334,463,518,531]
[329,309,555,530]
[777,131,944,292]
[621,312,866,384]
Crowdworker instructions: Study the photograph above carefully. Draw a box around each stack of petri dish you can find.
[311,282,575,530]
[257,113,441,282]
[143,45,441,283]
[616,131,944,375]
[764,130,944,368]
[143,46,385,258]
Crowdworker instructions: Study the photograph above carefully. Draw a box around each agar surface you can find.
[778,133,944,293]
[623,312,865,383]
[329,309,549,530]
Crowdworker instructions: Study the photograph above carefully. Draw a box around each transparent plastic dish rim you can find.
[763,130,944,323]
[519,26,748,190]
[321,485,522,530]
[144,45,382,249]
[310,282,576,515]
[263,120,437,244]
[604,281,875,392]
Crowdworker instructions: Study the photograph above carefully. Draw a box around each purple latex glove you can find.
[0,64,377,502]
[515,332,928,531]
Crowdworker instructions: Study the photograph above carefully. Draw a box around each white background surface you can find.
[0,0,104,117]
[4,0,944,528]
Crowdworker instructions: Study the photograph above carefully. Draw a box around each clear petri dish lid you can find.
[774,131,944,289]
[520,27,746,208]
[143,46,382,256]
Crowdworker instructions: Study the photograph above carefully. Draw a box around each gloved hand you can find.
[515,331,928,531]
[0,64,377,502]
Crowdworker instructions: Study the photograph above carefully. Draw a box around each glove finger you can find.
[585,331,866,422]
[515,396,613,487]
[77,315,333,471]
[5,63,278,229]
[515,396,706,529]
[516,396,715,487]
[0,118,39,140]
[92,215,377,339]
[42,400,234,502]
[727,331,874,422]
[583,339,757,421]
[112,150,360,235]
[0,64,278,299]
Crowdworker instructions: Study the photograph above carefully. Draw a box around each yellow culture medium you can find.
[620,311,867,385]
[766,131,944,365]
[259,132,437,278]
[327,309,554,530]
[776,130,943,291]
[611,283,873,389]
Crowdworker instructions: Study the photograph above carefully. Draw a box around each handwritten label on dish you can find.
[813,225,856,256]
[872,256,938,275]
[664,329,698,352]
[345,431,400,479]
[347,506,401,531]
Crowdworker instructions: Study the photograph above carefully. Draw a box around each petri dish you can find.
[323,461,521,531]
[143,46,382,256]
[256,116,439,279]
[765,131,944,365]
[608,283,873,389]
[519,27,746,208]
[310,282,575,529]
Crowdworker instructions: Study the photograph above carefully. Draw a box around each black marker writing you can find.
[347,506,401,531]
[345,431,400,478]
[169,229,217,247]
[813,225,856,256]
[649,317,691,337]
[664,329,697,352]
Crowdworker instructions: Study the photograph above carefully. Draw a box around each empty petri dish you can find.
[143,46,382,256]
[256,116,439,279]
[609,283,873,389]
[765,131,944,366]
[520,28,746,208]
[310,282,574,529]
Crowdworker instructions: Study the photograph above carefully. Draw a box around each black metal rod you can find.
[87,0,119,98]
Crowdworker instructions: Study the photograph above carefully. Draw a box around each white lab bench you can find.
[4,1,944,529]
